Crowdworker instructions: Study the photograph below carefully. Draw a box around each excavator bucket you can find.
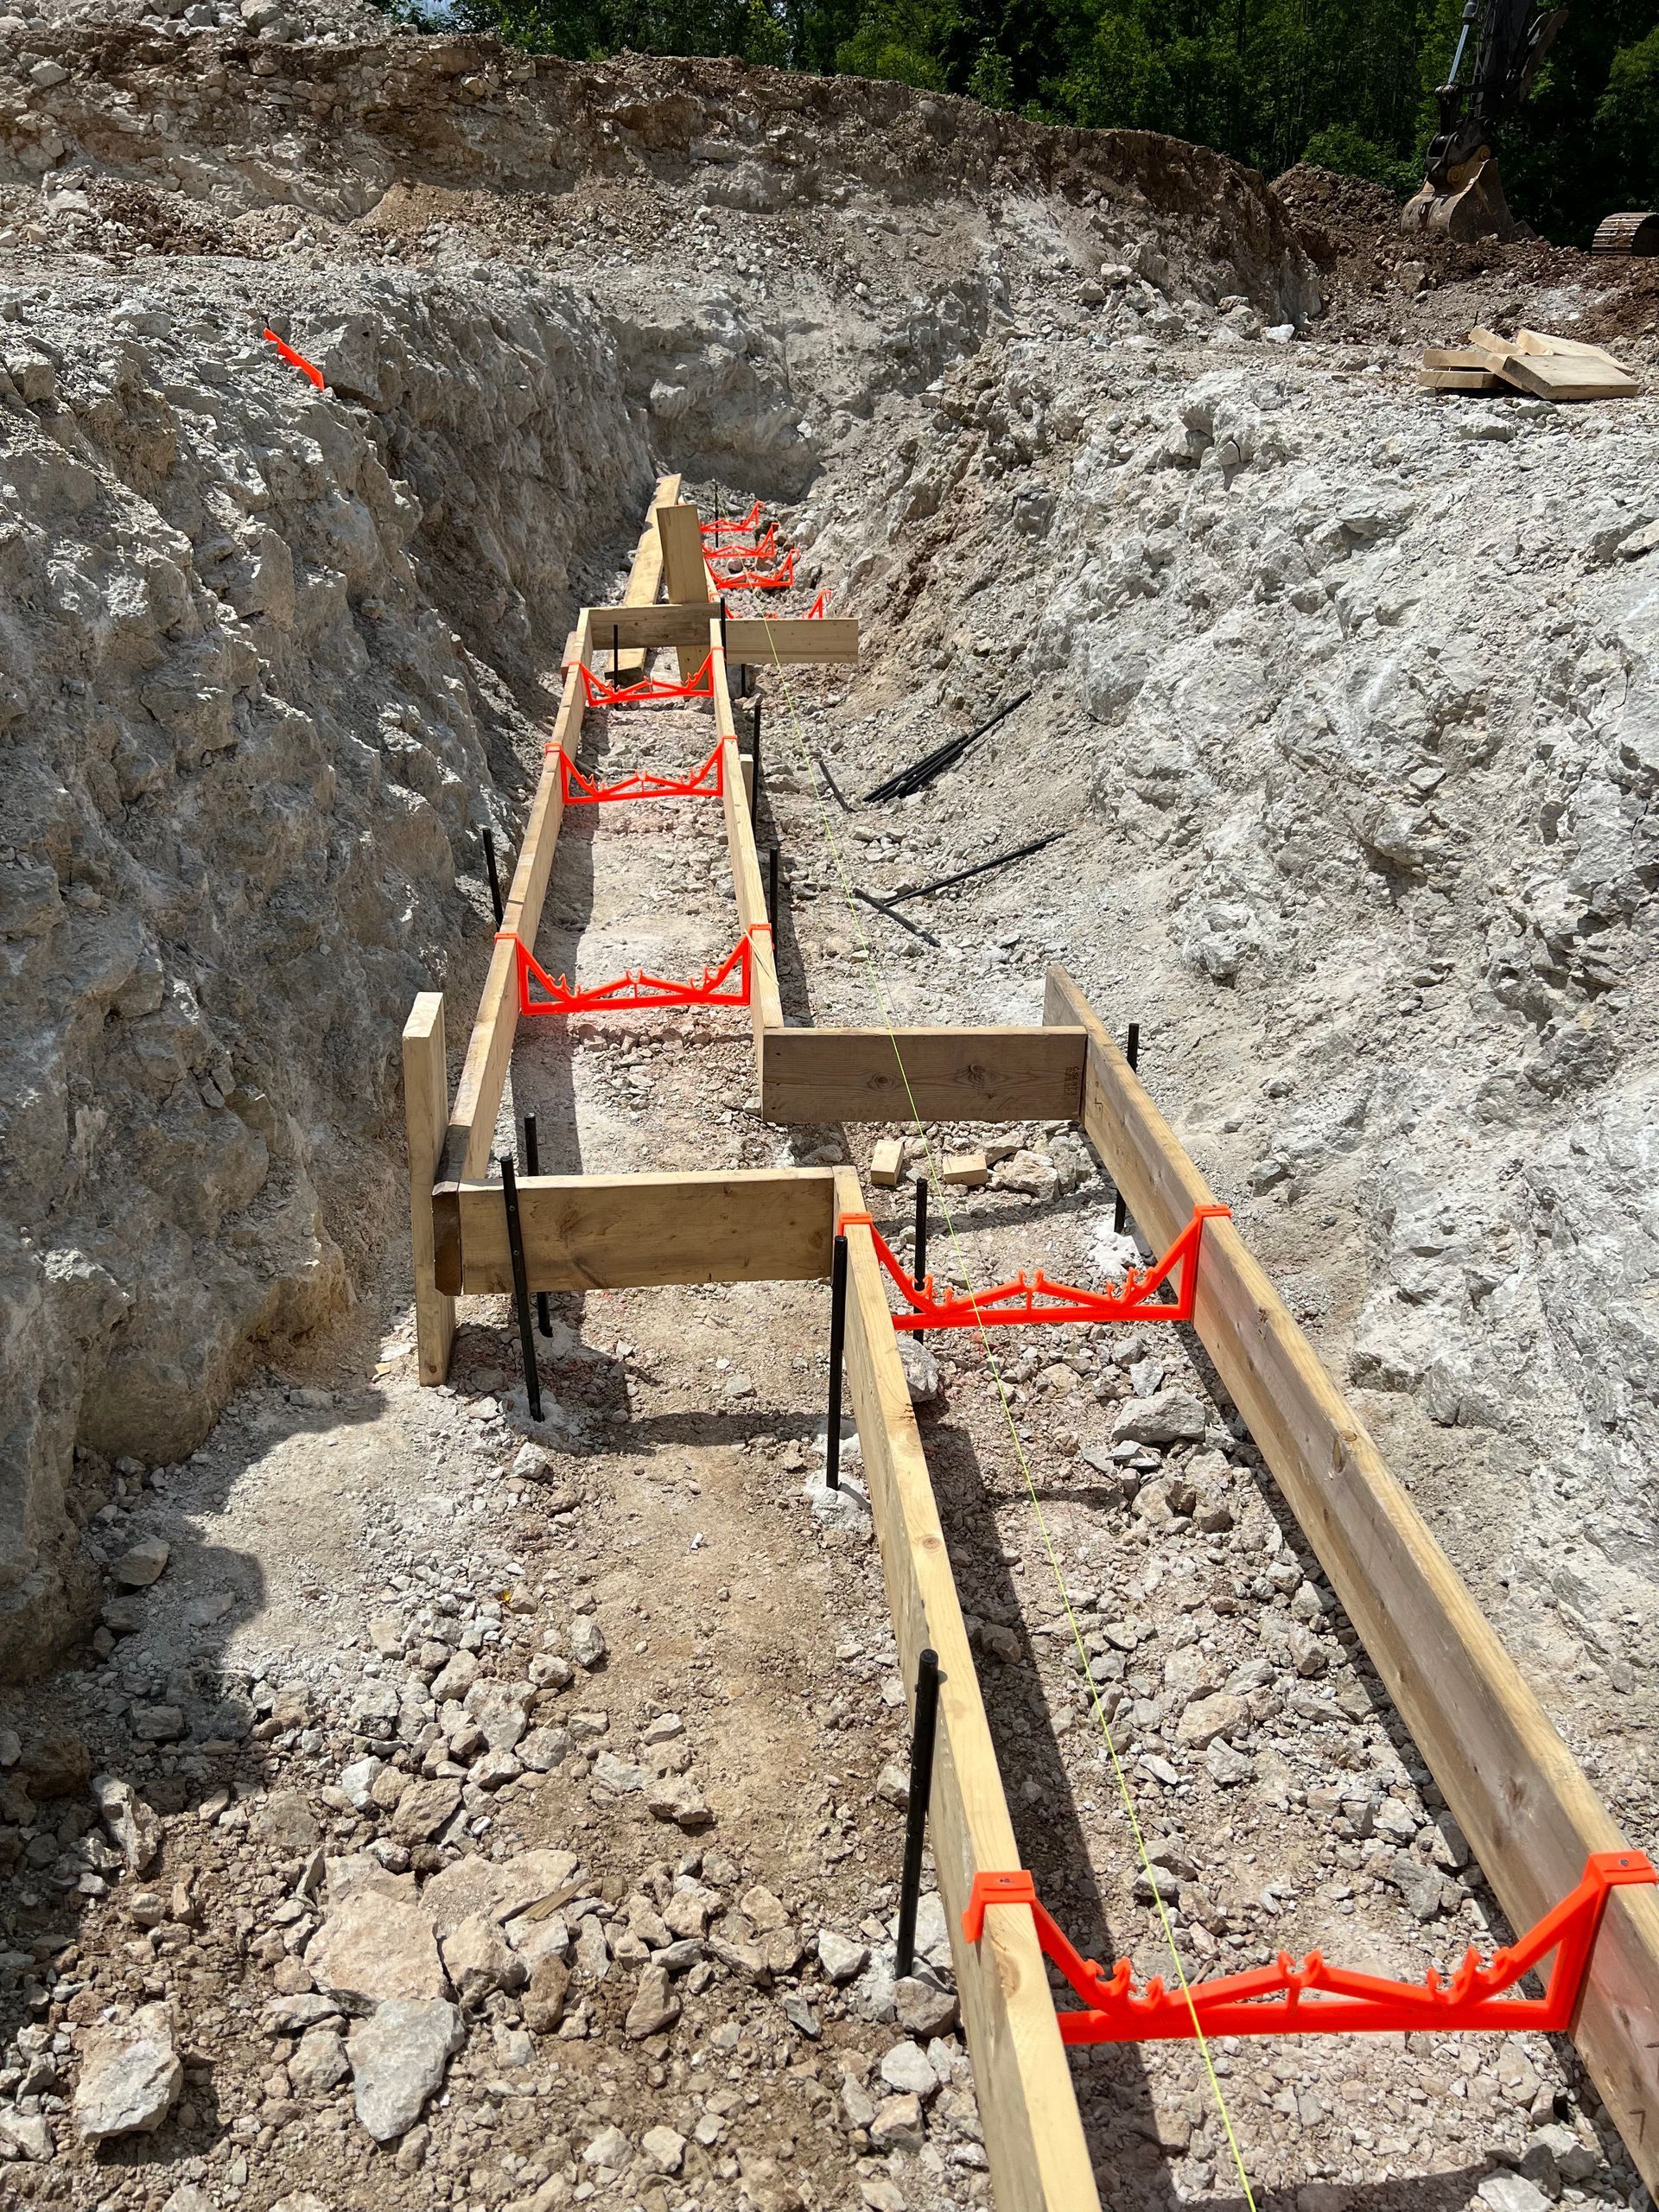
[1402,156,1525,244]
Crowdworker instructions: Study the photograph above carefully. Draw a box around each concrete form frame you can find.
[400,493,1659,2210]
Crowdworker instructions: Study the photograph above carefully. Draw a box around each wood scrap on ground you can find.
[1421,325,1641,404]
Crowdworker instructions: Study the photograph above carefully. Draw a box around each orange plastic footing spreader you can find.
[962,1853,1656,2043]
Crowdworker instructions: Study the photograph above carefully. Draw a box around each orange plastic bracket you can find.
[503,931,753,1017]
[557,741,723,805]
[963,1853,1656,2043]
[700,499,763,538]
[576,652,715,709]
[861,1204,1230,1333]
[704,545,797,593]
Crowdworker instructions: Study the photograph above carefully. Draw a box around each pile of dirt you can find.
[1271,162,1659,351]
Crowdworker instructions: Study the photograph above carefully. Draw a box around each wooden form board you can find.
[586,601,861,665]
[712,616,784,1054]
[610,472,680,678]
[440,614,585,1187]
[656,502,710,684]
[404,992,456,1385]
[434,1168,835,1296]
[1042,963,1659,2196]
[832,1165,1100,2212]
[761,1025,1086,1124]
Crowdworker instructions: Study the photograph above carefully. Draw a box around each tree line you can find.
[376,0,1659,245]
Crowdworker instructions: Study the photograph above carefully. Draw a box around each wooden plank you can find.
[762,1026,1085,1124]
[1420,368,1501,392]
[441,613,587,1187]
[586,603,860,666]
[402,991,455,1384]
[1468,326,1638,402]
[833,1163,1100,2212]
[611,471,679,679]
[656,503,710,683]
[441,1168,835,1295]
[713,616,783,1055]
[1042,963,1659,2197]
[1422,344,1495,371]
[1514,327,1633,370]
[1501,353,1639,402]
[728,617,859,667]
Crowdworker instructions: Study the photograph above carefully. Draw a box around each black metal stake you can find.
[767,845,779,931]
[613,623,621,686]
[1113,1023,1141,1236]
[825,1232,848,1491]
[499,1155,543,1422]
[481,829,503,926]
[714,483,721,541]
[895,1648,942,1979]
[522,1116,551,1338]
[913,1173,929,1347]
[750,696,761,829]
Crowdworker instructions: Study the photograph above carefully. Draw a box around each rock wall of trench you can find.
[0,267,656,1675]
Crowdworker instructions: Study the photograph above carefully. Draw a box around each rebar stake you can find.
[613,623,621,685]
[499,1154,543,1423]
[481,828,504,926]
[522,1115,551,1338]
[750,696,762,829]
[825,1232,848,1491]
[1113,1022,1141,1237]
[913,1173,929,1348]
[767,845,779,931]
[895,1648,941,1979]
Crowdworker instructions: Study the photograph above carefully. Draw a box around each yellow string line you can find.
[760,628,1260,2211]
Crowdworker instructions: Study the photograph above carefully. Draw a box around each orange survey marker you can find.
[963,1852,1656,2044]
[262,327,325,388]
[557,741,724,805]
[505,930,756,1017]
[840,1205,1230,1332]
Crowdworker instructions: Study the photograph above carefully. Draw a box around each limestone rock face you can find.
[0,263,652,1681]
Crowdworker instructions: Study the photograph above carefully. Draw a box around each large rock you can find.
[73,2002,181,2141]
[348,1999,464,2142]
[1110,1389,1208,1446]
[307,1894,449,2004]
[1174,1691,1249,1749]
[623,1962,681,2039]
[417,1847,580,1940]
[92,1773,162,1874]
[441,1911,526,2005]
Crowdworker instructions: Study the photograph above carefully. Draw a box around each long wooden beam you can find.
[761,1025,1085,1124]
[656,503,710,685]
[434,1168,835,1296]
[1043,963,1659,2196]
[609,471,680,678]
[587,601,860,665]
[833,1165,1100,2212]
[439,613,587,1186]
[713,615,784,1058]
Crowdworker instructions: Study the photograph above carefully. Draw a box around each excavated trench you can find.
[3,22,1659,2212]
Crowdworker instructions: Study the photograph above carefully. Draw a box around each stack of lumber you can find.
[1421,326,1640,403]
